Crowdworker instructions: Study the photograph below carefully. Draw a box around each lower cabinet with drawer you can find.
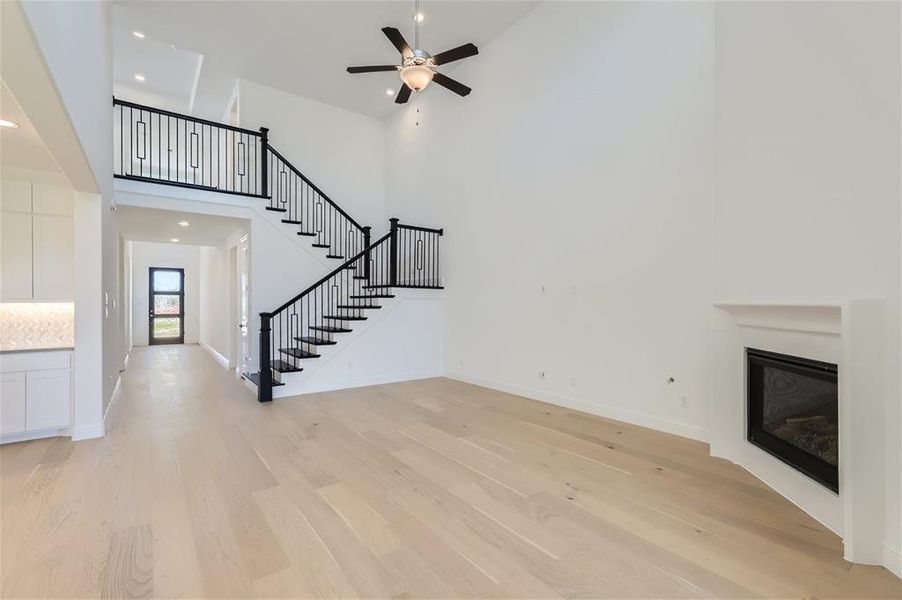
[0,350,72,443]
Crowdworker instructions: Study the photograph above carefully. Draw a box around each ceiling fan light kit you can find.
[346,2,478,105]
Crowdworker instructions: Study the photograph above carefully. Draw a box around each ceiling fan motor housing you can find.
[401,50,435,91]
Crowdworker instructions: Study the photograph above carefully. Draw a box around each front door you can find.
[149,267,185,345]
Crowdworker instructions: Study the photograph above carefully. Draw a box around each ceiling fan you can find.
[346,8,478,105]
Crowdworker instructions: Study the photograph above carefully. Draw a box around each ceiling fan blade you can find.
[347,65,398,74]
[431,43,478,66]
[382,27,413,57]
[432,72,471,97]
[395,84,413,104]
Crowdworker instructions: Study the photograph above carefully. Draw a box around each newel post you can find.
[363,226,372,279]
[258,312,273,403]
[389,218,399,286]
[259,127,270,198]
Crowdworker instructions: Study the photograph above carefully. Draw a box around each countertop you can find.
[0,347,74,355]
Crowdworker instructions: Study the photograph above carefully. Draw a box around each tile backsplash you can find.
[0,303,75,351]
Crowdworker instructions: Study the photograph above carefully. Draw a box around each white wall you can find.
[199,245,231,362]
[237,79,389,231]
[274,290,444,397]
[714,0,901,574]
[386,1,716,440]
[129,241,200,346]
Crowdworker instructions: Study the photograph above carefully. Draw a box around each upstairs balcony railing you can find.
[113,98,267,197]
[113,97,368,261]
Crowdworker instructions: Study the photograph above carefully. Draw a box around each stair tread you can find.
[244,372,285,387]
[350,294,394,299]
[312,243,330,248]
[265,207,287,213]
[336,304,381,309]
[353,276,369,280]
[271,360,302,373]
[324,315,367,321]
[281,219,302,225]
[310,325,352,333]
[295,336,337,346]
[278,347,320,359]
[326,255,344,259]
[297,231,317,236]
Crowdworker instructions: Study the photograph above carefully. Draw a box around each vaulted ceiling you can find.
[112,1,536,120]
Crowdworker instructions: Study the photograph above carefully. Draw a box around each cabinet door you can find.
[0,210,34,300]
[0,372,26,435]
[32,183,73,216]
[33,214,74,301]
[25,369,70,431]
[0,178,32,213]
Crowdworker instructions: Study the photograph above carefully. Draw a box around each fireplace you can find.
[746,348,838,493]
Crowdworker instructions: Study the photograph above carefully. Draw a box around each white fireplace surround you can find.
[711,300,889,569]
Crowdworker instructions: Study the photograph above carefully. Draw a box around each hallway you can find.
[1,345,899,598]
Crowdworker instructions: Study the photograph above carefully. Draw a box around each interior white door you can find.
[0,210,34,300]
[237,236,250,374]
[25,369,70,431]
[32,214,74,300]
[0,372,27,435]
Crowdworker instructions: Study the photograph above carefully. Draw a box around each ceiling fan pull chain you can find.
[416,92,421,127]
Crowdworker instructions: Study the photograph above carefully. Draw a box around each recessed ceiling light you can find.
[134,73,146,82]
[177,220,189,227]
[413,12,424,22]
[0,119,18,129]
[170,238,179,243]
[386,88,395,96]
[132,31,145,39]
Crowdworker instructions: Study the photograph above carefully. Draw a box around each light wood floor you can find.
[2,345,899,599]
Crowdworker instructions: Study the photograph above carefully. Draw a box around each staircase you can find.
[113,98,444,402]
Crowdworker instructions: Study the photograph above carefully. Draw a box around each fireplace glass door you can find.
[746,348,838,492]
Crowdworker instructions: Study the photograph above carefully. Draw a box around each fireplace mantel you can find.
[711,299,889,569]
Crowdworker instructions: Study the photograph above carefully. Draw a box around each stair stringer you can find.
[271,288,444,398]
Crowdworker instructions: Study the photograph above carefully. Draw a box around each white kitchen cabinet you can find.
[0,210,34,300]
[0,178,32,212]
[0,351,71,443]
[0,372,27,435]
[0,176,74,301]
[33,214,74,300]
[32,183,73,216]
[25,368,71,431]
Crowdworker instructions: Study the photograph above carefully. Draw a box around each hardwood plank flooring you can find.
[1,344,899,598]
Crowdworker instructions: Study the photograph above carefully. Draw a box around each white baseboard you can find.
[444,371,709,443]
[1,427,69,445]
[274,369,442,398]
[71,422,104,441]
[884,543,902,580]
[200,341,230,369]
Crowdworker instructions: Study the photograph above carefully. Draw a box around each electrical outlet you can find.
[680,396,690,409]
[539,371,546,381]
